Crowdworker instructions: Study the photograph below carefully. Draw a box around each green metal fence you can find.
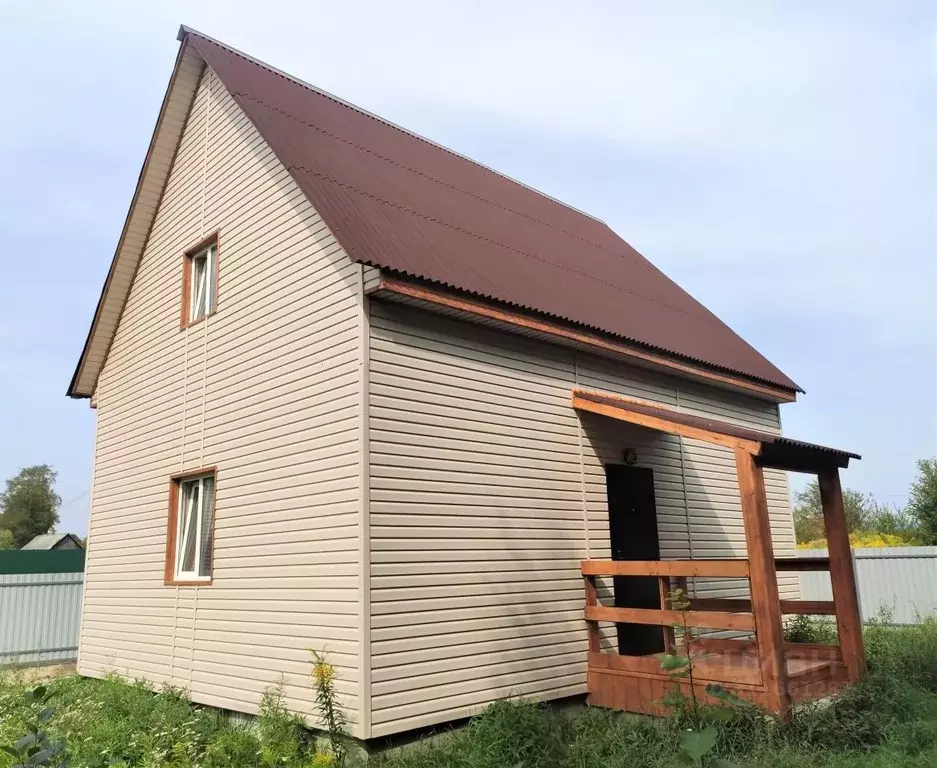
[0,550,85,665]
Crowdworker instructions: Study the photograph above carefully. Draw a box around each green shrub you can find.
[784,673,923,752]
[784,614,838,644]
[50,676,224,766]
[200,727,261,768]
[256,680,313,767]
[0,684,66,767]
[0,674,318,768]
[865,614,937,691]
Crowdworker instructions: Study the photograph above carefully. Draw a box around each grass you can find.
[371,680,937,768]
[0,675,324,768]
[1,618,936,767]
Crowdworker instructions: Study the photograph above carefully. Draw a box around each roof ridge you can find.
[230,89,659,269]
[178,25,607,225]
[291,163,732,328]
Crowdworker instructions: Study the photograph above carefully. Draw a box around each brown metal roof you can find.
[573,389,859,471]
[180,30,800,393]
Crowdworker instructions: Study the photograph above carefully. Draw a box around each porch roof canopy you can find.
[572,389,860,474]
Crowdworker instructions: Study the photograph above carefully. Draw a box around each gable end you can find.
[68,41,204,398]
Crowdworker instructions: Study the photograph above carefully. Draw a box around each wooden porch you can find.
[574,389,864,719]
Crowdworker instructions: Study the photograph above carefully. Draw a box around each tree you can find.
[792,479,876,543]
[0,465,61,548]
[907,457,937,545]
[0,529,13,550]
[866,503,920,542]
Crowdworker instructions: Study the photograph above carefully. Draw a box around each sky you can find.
[0,1,934,535]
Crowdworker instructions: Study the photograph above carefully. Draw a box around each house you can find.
[21,533,84,551]
[68,27,863,740]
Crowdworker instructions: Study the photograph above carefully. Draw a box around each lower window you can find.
[167,471,216,583]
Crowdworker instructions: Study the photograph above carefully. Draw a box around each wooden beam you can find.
[688,598,752,613]
[783,642,843,661]
[819,470,867,683]
[735,447,791,716]
[757,453,849,474]
[694,637,758,655]
[375,276,798,403]
[690,598,836,616]
[588,664,777,714]
[588,651,764,687]
[584,575,600,652]
[775,557,831,572]
[581,559,750,578]
[782,600,837,616]
[658,577,676,652]
[572,394,763,453]
[585,604,756,632]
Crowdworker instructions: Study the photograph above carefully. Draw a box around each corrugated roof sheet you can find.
[574,390,859,468]
[183,30,799,392]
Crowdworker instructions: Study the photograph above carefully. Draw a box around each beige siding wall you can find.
[80,67,365,732]
[367,302,795,737]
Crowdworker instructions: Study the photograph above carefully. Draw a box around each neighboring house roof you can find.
[21,533,84,550]
[68,27,801,399]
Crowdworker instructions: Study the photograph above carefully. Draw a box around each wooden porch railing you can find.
[687,557,836,615]
[572,389,864,718]
[582,557,849,717]
[583,559,837,625]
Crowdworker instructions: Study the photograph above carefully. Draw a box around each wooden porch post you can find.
[735,447,790,716]
[818,470,867,682]
[584,574,601,652]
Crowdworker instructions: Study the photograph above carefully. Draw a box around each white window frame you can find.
[173,474,214,582]
[188,244,216,323]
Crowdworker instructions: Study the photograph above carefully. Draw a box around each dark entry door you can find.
[605,464,665,656]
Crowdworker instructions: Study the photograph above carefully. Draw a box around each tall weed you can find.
[865,613,937,691]
[257,680,311,766]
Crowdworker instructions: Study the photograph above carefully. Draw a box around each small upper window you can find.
[171,472,215,582]
[183,239,218,326]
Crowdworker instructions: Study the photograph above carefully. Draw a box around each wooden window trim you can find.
[180,231,221,329]
[164,466,218,586]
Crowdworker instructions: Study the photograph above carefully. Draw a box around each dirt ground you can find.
[11,662,77,683]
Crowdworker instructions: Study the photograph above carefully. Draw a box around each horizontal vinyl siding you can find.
[81,67,362,732]
[368,302,796,736]
[578,358,797,651]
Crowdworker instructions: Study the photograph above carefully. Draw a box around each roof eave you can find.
[368,271,802,403]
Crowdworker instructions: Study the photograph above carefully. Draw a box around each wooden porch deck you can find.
[588,643,849,715]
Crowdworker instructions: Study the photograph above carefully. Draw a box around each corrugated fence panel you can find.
[799,547,937,624]
[0,571,84,665]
